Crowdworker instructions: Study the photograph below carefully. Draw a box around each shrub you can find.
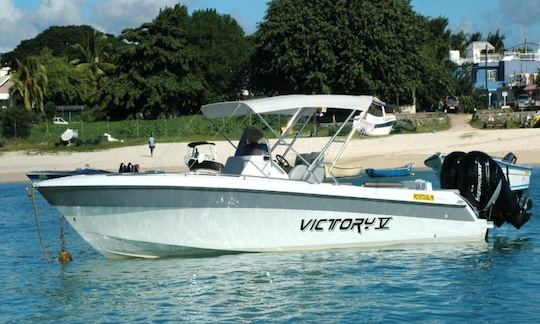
[1,107,34,138]
[44,102,57,120]
[82,106,107,122]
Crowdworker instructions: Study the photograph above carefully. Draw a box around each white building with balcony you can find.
[0,67,12,109]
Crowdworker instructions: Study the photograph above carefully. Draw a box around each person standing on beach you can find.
[148,134,156,157]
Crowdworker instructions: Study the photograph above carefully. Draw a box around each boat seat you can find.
[236,143,269,156]
[401,180,433,191]
[288,164,324,184]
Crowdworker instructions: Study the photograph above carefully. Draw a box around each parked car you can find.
[517,94,533,110]
[52,117,68,125]
[443,96,460,113]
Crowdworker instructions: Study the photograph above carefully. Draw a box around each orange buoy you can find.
[58,249,73,263]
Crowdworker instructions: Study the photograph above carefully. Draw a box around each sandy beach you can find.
[1,114,539,182]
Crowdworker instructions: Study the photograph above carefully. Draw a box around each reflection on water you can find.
[1,169,540,322]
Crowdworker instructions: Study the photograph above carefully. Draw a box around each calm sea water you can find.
[1,170,540,322]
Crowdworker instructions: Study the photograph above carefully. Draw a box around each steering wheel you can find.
[275,154,290,168]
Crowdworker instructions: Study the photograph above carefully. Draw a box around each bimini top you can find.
[201,94,383,119]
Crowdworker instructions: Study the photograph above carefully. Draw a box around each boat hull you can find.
[354,119,395,136]
[35,174,490,259]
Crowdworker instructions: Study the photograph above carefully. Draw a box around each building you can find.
[56,105,87,121]
[0,67,12,109]
[449,41,540,108]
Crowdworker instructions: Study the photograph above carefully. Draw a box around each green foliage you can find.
[70,30,116,80]
[35,49,96,105]
[10,57,48,112]
[100,5,250,119]
[415,17,456,109]
[487,29,505,53]
[1,107,34,138]
[82,106,107,122]
[44,102,56,120]
[250,0,444,106]
[1,25,97,67]
[470,32,483,42]
[459,92,484,113]
[450,31,468,56]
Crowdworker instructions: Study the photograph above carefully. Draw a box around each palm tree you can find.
[10,57,48,112]
[70,30,116,79]
[487,29,505,53]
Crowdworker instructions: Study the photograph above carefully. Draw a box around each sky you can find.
[1,0,540,54]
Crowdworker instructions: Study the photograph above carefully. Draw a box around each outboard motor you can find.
[502,152,517,164]
[440,151,465,189]
[441,151,532,229]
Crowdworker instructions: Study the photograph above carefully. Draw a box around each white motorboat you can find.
[424,152,532,192]
[34,95,533,259]
[184,141,224,173]
[353,100,396,136]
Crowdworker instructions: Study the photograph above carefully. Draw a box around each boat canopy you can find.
[187,141,216,148]
[201,95,383,119]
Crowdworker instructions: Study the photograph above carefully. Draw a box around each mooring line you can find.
[28,187,53,263]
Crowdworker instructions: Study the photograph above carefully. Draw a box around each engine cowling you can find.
[440,151,531,229]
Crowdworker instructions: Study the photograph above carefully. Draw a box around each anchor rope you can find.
[150,110,205,169]
[59,215,67,252]
[29,187,53,263]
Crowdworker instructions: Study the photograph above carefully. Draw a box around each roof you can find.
[470,41,495,51]
[187,141,216,147]
[0,75,11,88]
[201,94,381,119]
[524,84,537,91]
[0,79,13,95]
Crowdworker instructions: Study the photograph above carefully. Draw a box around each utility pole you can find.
[485,44,489,108]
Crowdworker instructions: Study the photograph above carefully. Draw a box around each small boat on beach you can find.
[353,101,396,136]
[365,163,413,178]
[33,95,533,259]
[184,141,224,173]
[324,164,363,178]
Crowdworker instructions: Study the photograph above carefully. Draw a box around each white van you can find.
[53,117,68,125]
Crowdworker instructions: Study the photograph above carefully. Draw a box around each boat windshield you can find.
[234,127,270,156]
[367,103,384,117]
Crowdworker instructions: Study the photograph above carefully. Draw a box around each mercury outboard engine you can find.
[440,151,465,189]
[441,151,532,229]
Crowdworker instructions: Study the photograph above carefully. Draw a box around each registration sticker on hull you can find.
[413,193,435,201]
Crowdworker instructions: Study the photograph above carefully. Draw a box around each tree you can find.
[453,64,475,96]
[426,17,452,64]
[1,25,96,67]
[486,29,505,52]
[450,31,468,55]
[415,16,455,108]
[10,57,48,112]
[469,32,483,43]
[1,106,33,138]
[250,0,442,105]
[37,49,96,105]
[100,5,250,119]
[70,30,116,80]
